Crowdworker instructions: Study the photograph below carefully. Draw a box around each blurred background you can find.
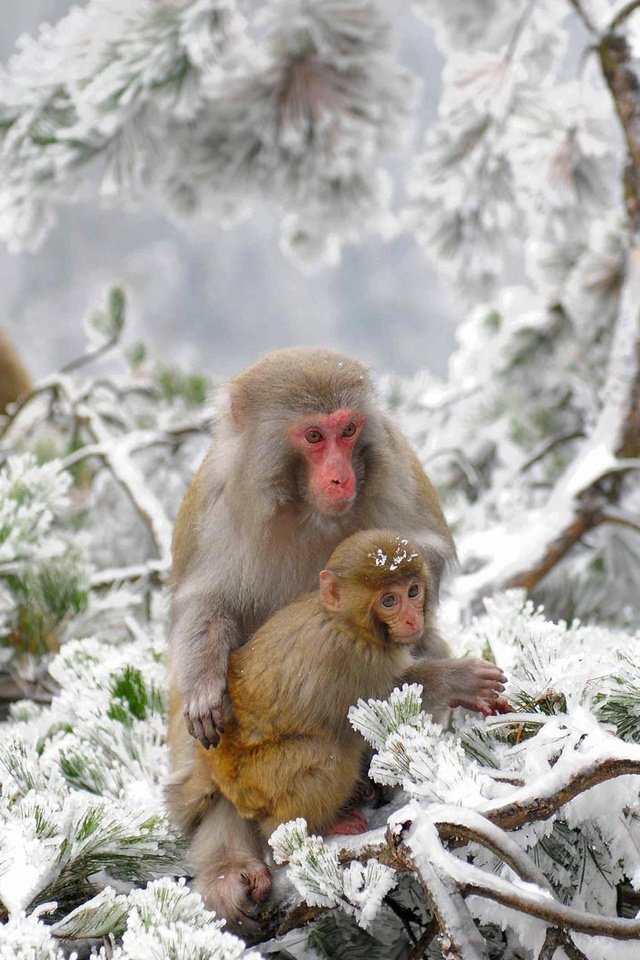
[0,2,457,383]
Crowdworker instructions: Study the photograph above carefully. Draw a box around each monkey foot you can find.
[241,859,272,904]
[198,859,272,936]
[325,808,369,836]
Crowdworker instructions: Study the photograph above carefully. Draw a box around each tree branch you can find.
[484,754,640,831]
[609,1,640,33]
[459,871,640,939]
[432,809,553,892]
[538,927,589,960]
[400,818,490,960]
[505,503,603,590]
[272,748,640,948]
[407,918,439,960]
[600,511,640,535]
[567,0,597,34]
[75,404,173,562]
[515,431,584,476]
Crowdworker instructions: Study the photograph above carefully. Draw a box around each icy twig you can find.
[608,1,640,34]
[404,817,490,960]
[90,559,169,589]
[428,805,553,892]
[538,926,589,960]
[75,404,173,562]
[59,424,206,473]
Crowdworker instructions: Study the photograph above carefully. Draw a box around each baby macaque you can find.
[167,530,506,931]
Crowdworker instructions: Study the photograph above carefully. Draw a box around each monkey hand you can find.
[448,658,507,712]
[453,695,514,716]
[183,678,227,748]
[487,695,514,715]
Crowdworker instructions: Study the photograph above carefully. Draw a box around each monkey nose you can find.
[329,477,352,492]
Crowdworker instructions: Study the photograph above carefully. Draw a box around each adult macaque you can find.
[169,347,455,755]
[167,347,456,928]
[0,327,32,414]
[167,530,507,931]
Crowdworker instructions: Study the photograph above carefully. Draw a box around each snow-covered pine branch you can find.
[0,0,414,268]
[388,2,640,624]
[0,290,211,703]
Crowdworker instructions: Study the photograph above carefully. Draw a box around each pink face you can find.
[289,408,365,514]
[372,577,426,643]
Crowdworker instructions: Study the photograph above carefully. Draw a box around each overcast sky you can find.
[0,2,457,384]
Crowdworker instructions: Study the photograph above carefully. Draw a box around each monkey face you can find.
[372,577,426,644]
[288,408,365,514]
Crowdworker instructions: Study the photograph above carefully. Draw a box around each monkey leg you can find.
[244,738,363,838]
[324,807,369,836]
[190,794,272,937]
[165,757,220,835]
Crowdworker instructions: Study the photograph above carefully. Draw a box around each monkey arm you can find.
[402,657,507,714]
[169,581,240,748]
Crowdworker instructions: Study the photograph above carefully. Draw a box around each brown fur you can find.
[0,327,31,414]
[168,532,421,846]
[166,531,507,933]
[166,348,456,931]
[168,347,454,747]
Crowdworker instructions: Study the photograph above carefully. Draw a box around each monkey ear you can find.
[319,570,341,612]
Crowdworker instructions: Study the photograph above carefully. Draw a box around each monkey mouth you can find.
[315,495,355,515]
[393,628,423,644]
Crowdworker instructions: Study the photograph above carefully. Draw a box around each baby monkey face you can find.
[372,576,426,643]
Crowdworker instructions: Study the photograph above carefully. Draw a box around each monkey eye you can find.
[305,428,323,444]
[342,422,357,438]
[408,583,421,598]
[380,593,397,608]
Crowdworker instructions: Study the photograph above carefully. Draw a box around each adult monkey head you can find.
[227,348,371,517]
[168,346,455,756]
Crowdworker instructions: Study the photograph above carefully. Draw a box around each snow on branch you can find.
[271,659,640,953]
[398,803,640,941]
[73,404,173,563]
[453,239,640,601]
[0,0,414,268]
[273,761,640,952]
[0,0,247,251]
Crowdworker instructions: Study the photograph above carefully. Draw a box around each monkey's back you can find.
[230,592,406,734]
